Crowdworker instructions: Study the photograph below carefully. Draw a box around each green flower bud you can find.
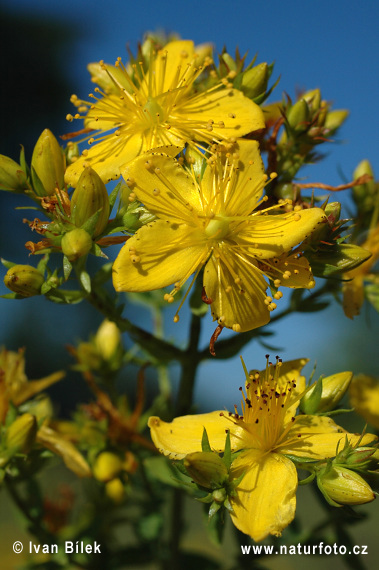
[4,265,44,297]
[221,53,237,72]
[324,201,341,224]
[353,160,376,207]
[61,228,93,261]
[71,167,110,237]
[345,447,376,466]
[31,129,65,196]
[324,109,349,132]
[287,99,310,132]
[0,155,28,192]
[318,466,375,506]
[306,243,372,278]
[93,451,123,482]
[183,451,228,489]
[76,341,102,370]
[95,319,122,361]
[6,413,37,454]
[241,63,268,99]
[302,89,321,112]
[302,372,353,414]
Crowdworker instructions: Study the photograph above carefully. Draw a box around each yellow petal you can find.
[148,412,243,459]
[37,425,91,478]
[65,133,144,187]
[122,152,204,224]
[178,89,265,139]
[342,275,364,319]
[230,450,297,541]
[280,415,377,460]
[237,207,327,259]
[201,140,266,217]
[203,249,270,332]
[349,374,379,429]
[144,40,195,96]
[112,220,208,292]
[263,253,316,289]
[11,371,65,406]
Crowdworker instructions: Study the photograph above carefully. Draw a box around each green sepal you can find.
[1,258,17,270]
[201,427,212,453]
[300,376,323,414]
[30,165,48,198]
[109,181,123,213]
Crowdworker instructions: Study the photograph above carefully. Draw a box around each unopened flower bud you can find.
[61,228,93,261]
[0,155,28,192]
[302,88,321,112]
[318,466,375,506]
[76,341,102,370]
[183,451,228,489]
[352,160,376,211]
[31,129,65,196]
[71,167,110,237]
[6,413,37,453]
[105,478,125,504]
[302,372,353,413]
[324,201,341,224]
[287,99,310,132]
[346,447,376,466]
[241,62,268,99]
[4,265,44,297]
[93,451,123,482]
[324,109,349,133]
[306,244,372,278]
[95,319,121,361]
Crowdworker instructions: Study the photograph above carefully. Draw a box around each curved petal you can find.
[148,412,244,459]
[65,133,143,187]
[200,140,266,217]
[230,450,297,541]
[112,220,208,292]
[280,415,377,460]
[177,88,265,140]
[237,208,327,259]
[143,40,195,96]
[203,248,270,332]
[349,374,379,429]
[122,152,204,223]
[262,253,316,289]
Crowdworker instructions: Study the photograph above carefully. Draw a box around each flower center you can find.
[142,96,166,124]
[205,217,230,240]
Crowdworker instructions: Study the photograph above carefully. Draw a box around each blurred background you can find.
[0,0,379,567]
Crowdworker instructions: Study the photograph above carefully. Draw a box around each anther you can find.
[153,188,160,196]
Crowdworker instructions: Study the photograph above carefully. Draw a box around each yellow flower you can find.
[148,358,376,541]
[112,140,326,332]
[343,225,379,318]
[349,374,379,428]
[64,40,265,186]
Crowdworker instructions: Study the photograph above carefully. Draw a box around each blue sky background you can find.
[1,0,379,412]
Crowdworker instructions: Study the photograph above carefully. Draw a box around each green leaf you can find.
[62,255,72,280]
